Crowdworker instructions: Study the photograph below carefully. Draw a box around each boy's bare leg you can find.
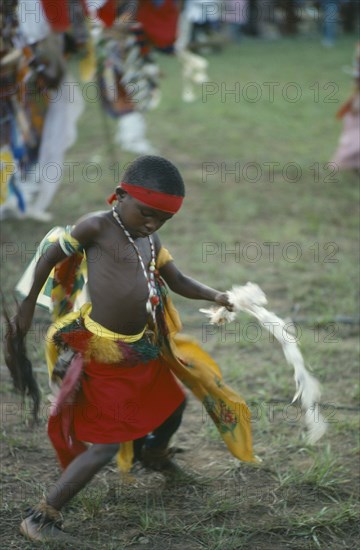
[20,443,120,542]
[46,443,120,510]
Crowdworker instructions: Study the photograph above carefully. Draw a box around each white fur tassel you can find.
[200,282,327,444]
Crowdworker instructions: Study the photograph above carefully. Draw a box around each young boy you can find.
[14,155,255,543]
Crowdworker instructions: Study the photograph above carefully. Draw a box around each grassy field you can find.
[1,35,359,549]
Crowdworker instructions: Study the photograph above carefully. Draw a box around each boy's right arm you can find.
[15,215,102,335]
[15,242,68,335]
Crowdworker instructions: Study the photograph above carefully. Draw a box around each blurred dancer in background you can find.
[332,43,360,171]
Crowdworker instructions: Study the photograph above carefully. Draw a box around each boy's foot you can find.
[140,446,194,481]
[20,503,74,543]
[141,446,180,472]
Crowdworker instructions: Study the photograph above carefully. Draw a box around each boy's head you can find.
[122,156,185,197]
[109,156,185,238]
[113,156,185,214]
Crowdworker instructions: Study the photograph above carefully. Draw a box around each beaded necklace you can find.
[112,207,160,321]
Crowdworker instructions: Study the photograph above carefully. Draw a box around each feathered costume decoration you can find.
[2,296,41,423]
[200,282,327,444]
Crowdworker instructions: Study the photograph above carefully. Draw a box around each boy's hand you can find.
[214,292,234,311]
[13,299,36,336]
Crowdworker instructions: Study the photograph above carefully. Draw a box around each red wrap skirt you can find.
[47,320,185,469]
[73,355,185,443]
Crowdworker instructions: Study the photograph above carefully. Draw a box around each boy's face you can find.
[116,191,173,239]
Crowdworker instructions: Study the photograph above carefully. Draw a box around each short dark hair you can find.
[121,156,185,197]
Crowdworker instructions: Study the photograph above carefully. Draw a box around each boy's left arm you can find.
[159,260,232,309]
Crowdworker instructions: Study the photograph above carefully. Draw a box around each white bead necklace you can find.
[112,207,160,321]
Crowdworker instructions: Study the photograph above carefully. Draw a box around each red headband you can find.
[107,183,183,214]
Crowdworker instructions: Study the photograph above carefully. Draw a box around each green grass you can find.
[275,445,351,497]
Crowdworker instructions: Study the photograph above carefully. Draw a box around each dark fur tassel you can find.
[2,296,41,423]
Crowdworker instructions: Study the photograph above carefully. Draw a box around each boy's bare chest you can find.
[86,232,154,288]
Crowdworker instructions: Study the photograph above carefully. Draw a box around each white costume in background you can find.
[175,1,211,103]
[17,0,84,221]
[184,0,222,24]
[28,77,84,217]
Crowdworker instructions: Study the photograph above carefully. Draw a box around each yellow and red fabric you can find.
[18,228,256,472]
[47,303,185,469]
